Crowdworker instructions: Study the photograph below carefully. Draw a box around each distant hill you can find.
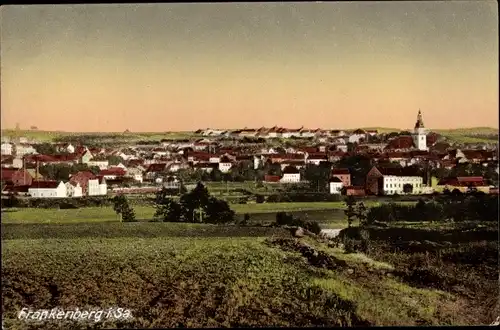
[1,127,497,144]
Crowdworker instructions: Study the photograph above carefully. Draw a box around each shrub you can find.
[304,221,322,235]
[276,212,295,226]
[255,194,265,204]
[59,201,79,209]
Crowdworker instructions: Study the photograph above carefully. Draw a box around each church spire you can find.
[415,109,424,129]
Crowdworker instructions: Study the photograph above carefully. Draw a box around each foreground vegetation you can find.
[2,189,497,327]
[3,219,497,328]
[2,236,368,328]
[1,202,357,224]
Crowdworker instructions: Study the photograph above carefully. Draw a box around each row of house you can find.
[325,165,493,196]
[1,168,107,198]
[197,127,380,140]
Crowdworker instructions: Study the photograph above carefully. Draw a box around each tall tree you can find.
[154,188,183,222]
[335,155,373,186]
[112,194,135,222]
[179,182,211,222]
[344,195,357,228]
[34,143,57,155]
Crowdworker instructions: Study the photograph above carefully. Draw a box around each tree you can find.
[303,163,332,192]
[415,199,428,221]
[154,188,183,222]
[334,155,373,186]
[107,155,124,166]
[356,202,368,226]
[344,195,357,228]
[255,194,265,204]
[403,183,413,194]
[209,168,223,182]
[179,182,211,222]
[121,204,136,222]
[112,194,136,222]
[204,197,235,224]
[34,143,57,155]
[39,164,72,182]
[242,213,250,226]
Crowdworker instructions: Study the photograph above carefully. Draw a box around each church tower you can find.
[412,109,427,151]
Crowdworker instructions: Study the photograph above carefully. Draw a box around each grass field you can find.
[1,129,200,143]
[1,201,416,229]
[1,202,351,224]
[3,221,495,327]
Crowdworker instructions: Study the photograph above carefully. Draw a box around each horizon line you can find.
[1,126,499,134]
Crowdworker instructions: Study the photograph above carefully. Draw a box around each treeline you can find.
[152,182,235,224]
[1,196,154,209]
[274,212,322,235]
[39,163,101,182]
[367,193,498,223]
[2,196,111,209]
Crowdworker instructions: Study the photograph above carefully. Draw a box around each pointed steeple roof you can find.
[414,109,425,129]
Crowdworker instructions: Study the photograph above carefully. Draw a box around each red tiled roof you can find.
[345,186,365,190]
[299,147,318,153]
[145,163,167,173]
[220,156,233,163]
[437,177,487,187]
[331,168,350,175]
[1,168,16,182]
[307,152,328,159]
[100,168,126,176]
[426,133,438,147]
[376,166,421,177]
[457,176,484,182]
[269,153,304,161]
[30,180,60,189]
[3,184,30,193]
[385,136,415,150]
[264,175,281,182]
[283,165,300,174]
[193,162,217,169]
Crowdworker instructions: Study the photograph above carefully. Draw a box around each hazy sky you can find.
[1,2,498,132]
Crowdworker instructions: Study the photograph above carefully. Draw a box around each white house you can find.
[86,160,109,170]
[253,156,261,170]
[207,156,219,163]
[15,144,37,157]
[219,156,233,173]
[66,144,75,153]
[12,157,23,169]
[382,175,424,195]
[65,182,83,197]
[329,177,343,194]
[125,167,144,183]
[348,134,365,144]
[29,181,67,198]
[336,144,348,152]
[87,178,107,196]
[280,166,301,183]
[99,177,107,195]
[1,143,13,156]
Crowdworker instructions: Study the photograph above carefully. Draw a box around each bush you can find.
[255,194,265,204]
[276,212,295,226]
[59,201,79,209]
[366,195,498,223]
[304,221,322,235]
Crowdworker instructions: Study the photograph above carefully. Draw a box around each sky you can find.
[1,2,498,132]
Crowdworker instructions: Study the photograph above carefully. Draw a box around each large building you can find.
[365,166,424,195]
[412,109,427,151]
